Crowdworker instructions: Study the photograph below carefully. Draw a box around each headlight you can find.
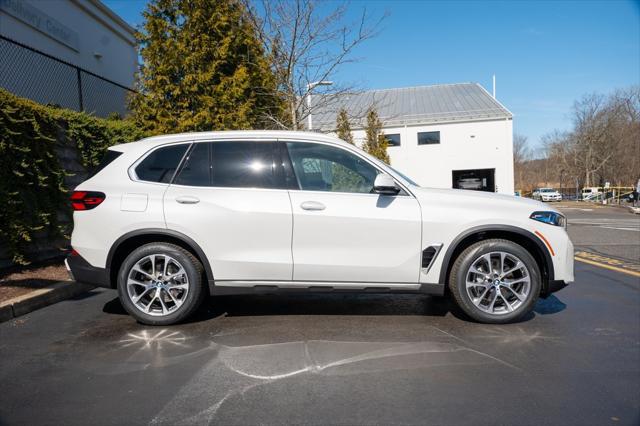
[530,211,566,228]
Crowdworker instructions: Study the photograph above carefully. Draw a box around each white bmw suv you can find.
[67,131,574,325]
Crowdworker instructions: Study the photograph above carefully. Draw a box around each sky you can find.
[104,0,640,153]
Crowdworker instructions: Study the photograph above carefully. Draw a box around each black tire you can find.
[448,239,541,324]
[117,242,206,326]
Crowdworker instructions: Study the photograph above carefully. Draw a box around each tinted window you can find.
[418,131,440,145]
[211,141,281,188]
[286,142,379,193]
[90,150,122,177]
[385,134,401,147]
[174,143,210,186]
[135,144,189,183]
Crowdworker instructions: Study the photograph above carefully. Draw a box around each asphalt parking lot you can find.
[558,202,639,265]
[1,258,639,425]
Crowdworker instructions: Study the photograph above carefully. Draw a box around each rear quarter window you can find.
[135,144,189,183]
[89,150,122,178]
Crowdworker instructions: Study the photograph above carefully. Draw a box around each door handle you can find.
[300,201,325,211]
[176,196,200,204]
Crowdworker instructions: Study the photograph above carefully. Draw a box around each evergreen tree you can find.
[129,0,285,133]
[363,108,390,164]
[335,108,354,144]
[332,108,360,190]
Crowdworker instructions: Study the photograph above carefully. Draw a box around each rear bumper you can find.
[65,254,111,288]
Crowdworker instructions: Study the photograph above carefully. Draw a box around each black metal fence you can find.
[0,35,134,118]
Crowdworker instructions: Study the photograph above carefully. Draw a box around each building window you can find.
[417,131,440,145]
[384,134,401,147]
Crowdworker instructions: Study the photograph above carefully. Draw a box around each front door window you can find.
[286,142,379,193]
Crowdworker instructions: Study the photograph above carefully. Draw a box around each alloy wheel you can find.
[126,254,190,316]
[465,251,531,315]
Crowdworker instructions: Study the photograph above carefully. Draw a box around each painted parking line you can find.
[599,226,639,232]
[574,251,640,278]
[568,219,640,232]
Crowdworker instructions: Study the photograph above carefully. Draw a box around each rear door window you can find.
[211,141,283,189]
[174,143,210,186]
[135,144,189,183]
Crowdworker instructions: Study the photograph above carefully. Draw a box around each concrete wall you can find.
[0,0,136,87]
[344,118,515,195]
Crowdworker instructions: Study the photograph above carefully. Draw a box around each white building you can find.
[0,0,136,116]
[313,83,515,195]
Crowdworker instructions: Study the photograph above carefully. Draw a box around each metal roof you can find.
[312,83,512,131]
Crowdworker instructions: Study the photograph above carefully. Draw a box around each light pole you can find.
[306,80,333,131]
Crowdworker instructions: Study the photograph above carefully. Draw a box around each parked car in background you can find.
[457,177,483,190]
[580,187,601,201]
[532,188,562,202]
[66,131,574,326]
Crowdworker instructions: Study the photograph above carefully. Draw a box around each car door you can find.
[163,140,293,282]
[284,140,422,284]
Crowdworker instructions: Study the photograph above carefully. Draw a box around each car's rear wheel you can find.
[117,243,206,325]
[448,239,541,324]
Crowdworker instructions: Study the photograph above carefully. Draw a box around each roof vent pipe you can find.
[492,74,496,98]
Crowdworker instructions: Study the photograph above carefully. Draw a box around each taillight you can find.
[70,191,105,211]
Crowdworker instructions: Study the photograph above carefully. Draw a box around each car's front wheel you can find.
[448,239,541,324]
[117,243,206,325]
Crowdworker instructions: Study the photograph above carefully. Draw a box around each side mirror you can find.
[373,173,400,195]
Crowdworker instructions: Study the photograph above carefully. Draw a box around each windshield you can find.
[540,188,555,193]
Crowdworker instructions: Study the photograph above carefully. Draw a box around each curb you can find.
[0,281,95,323]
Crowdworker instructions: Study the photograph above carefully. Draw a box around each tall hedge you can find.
[0,89,148,265]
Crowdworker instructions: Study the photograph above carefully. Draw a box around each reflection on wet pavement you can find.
[2,264,638,426]
[148,337,519,425]
[70,308,536,425]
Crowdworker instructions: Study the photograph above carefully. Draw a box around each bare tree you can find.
[515,86,639,193]
[512,133,529,190]
[243,0,387,130]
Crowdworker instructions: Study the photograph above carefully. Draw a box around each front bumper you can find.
[65,253,111,288]
[541,280,569,298]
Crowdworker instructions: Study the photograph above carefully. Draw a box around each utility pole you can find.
[306,81,333,131]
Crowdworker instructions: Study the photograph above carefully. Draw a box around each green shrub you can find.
[0,89,147,265]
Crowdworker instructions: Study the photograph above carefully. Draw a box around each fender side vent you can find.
[422,244,443,272]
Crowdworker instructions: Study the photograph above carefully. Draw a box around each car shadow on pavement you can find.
[102,297,128,315]
[102,293,566,324]
[533,295,567,315]
[204,294,451,318]
[103,293,452,322]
